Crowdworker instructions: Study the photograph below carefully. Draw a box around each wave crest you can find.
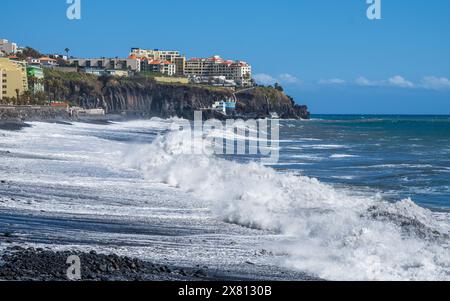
[123,125,450,280]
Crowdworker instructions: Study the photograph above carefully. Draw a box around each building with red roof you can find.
[129,48,186,76]
[140,59,176,76]
[185,55,252,87]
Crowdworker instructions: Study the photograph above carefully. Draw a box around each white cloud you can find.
[388,76,414,88]
[355,76,380,86]
[255,74,450,92]
[279,73,300,84]
[253,73,277,85]
[254,73,300,85]
[318,78,346,85]
[420,76,450,90]
[355,76,415,88]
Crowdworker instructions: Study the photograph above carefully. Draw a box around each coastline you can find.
[0,247,320,281]
[0,125,321,282]
[0,121,31,131]
[2,116,449,281]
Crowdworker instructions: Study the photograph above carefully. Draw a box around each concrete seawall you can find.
[0,106,70,122]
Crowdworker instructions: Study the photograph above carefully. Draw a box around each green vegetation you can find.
[2,69,284,108]
[0,90,48,106]
[273,83,284,92]
[42,69,100,104]
[43,68,97,82]
[155,81,232,92]
[252,86,282,106]
[15,47,43,60]
[252,83,295,106]
[136,71,171,79]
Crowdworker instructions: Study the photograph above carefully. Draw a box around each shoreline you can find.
[0,247,217,281]
[1,115,449,281]
[0,121,32,131]
[0,112,137,131]
[0,245,320,281]
[0,113,303,132]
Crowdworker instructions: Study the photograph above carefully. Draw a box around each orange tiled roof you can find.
[146,60,173,65]
[39,57,57,61]
[208,56,223,62]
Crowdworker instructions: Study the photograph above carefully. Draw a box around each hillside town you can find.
[0,38,309,121]
[0,38,254,107]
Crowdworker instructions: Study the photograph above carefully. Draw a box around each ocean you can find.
[275,115,450,211]
[0,115,449,280]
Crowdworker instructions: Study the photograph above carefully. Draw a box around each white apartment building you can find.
[185,55,252,87]
[0,39,18,55]
[140,59,176,76]
[130,48,181,61]
[68,58,141,72]
[130,48,186,76]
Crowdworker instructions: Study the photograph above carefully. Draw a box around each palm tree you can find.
[15,89,20,105]
[64,48,70,59]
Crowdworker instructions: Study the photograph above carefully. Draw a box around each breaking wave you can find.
[123,124,450,281]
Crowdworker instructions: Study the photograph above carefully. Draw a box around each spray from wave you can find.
[123,122,450,281]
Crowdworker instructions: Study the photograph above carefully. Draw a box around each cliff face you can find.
[44,71,310,120]
[101,79,234,120]
[235,87,310,119]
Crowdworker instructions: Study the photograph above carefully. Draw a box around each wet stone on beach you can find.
[0,247,211,281]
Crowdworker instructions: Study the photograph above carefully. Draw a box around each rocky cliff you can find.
[235,87,310,119]
[44,70,310,120]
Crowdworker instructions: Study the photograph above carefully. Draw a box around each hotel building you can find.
[0,58,28,100]
[185,55,252,87]
[140,59,176,76]
[129,48,186,76]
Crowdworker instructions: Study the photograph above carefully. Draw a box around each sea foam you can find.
[2,119,449,280]
[123,123,450,280]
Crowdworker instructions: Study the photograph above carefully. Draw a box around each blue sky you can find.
[1,0,449,114]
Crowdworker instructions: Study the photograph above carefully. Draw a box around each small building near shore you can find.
[69,107,106,118]
[48,101,69,108]
[212,99,237,115]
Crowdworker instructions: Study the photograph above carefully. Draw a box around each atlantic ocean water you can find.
[0,116,449,280]
[274,115,450,211]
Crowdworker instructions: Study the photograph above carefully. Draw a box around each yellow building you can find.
[0,58,28,101]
